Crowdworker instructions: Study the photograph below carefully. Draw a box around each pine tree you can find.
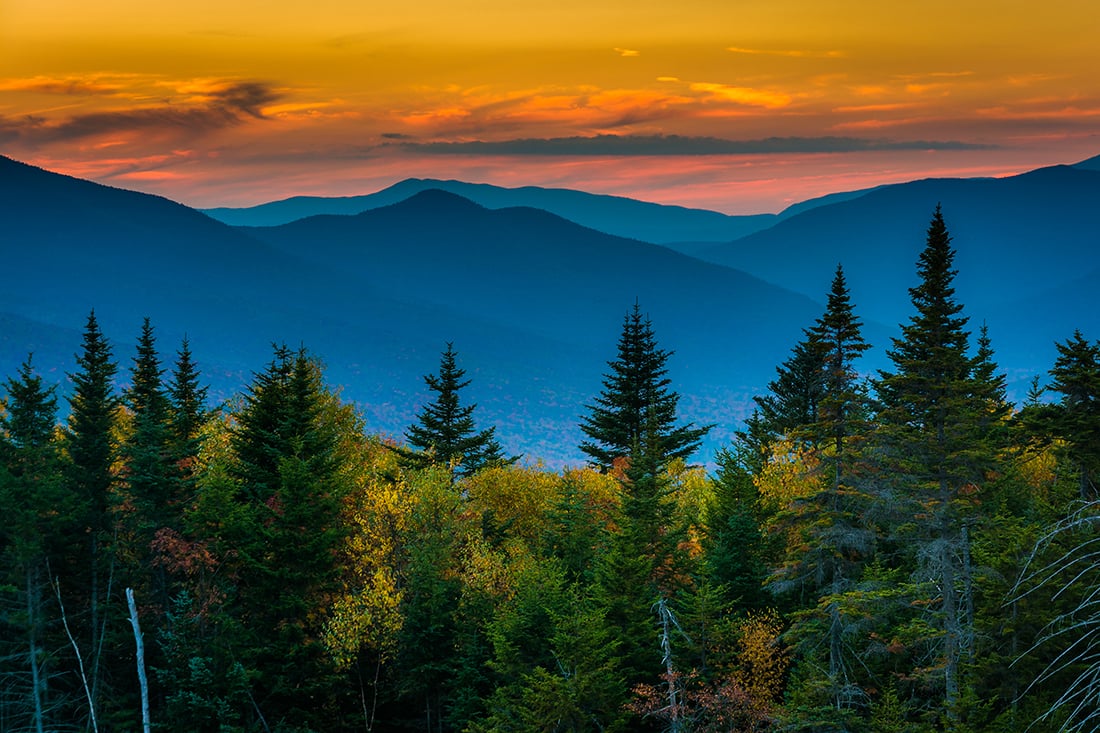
[1046,330,1100,498]
[124,318,174,534]
[164,335,208,521]
[402,343,512,481]
[225,345,350,729]
[873,205,999,722]
[754,335,826,446]
[579,303,709,472]
[808,264,872,485]
[63,310,121,727]
[0,355,73,731]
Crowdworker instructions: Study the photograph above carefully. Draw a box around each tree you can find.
[579,303,709,472]
[873,205,1001,723]
[62,310,121,726]
[0,355,73,731]
[401,343,512,481]
[1045,330,1100,498]
[226,346,350,729]
[122,319,175,550]
[807,264,872,487]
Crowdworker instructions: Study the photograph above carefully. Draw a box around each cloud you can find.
[614,48,640,57]
[0,81,282,146]
[727,46,844,59]
[0,76,123,95]
[689,82,791,109]
[401,134,992,156]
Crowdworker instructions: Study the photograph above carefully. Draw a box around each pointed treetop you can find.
[580,303,709,471]
[402,342,512,480]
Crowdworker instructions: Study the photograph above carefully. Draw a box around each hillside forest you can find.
[3,207,1100,732]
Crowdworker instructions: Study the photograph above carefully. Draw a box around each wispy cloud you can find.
[727,46,844,59]
[614,47,640,57]
[688,82,792,109]
[0,81,282,146]
[0,76,124,95]
[400,134,992,156]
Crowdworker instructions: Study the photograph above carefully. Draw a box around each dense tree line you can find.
[2,207,1100,731]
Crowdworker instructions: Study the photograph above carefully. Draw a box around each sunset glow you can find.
[2,0,1098,212]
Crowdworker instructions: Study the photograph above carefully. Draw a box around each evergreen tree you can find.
[234,346,349,728]
[807,264,872,485]
[0,356,73,731]
[402,343,512,481]
[1046,330,1100,498]
[873,205,1000,723]
[164,335,208,524]
[754,335,826,446]
[123,318,174,537]
[579,302,709,472]
[63,310,121,726]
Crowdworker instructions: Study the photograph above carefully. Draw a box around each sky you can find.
[2,1,1099,213]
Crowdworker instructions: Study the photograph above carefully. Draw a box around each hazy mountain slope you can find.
[1,157,839,463]
[241,190,832,379]
[203,178,778,245]
[0,157,593,449]
[693,164,1100,378]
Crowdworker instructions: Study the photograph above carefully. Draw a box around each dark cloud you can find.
[403,134,994,156]
[0,81,282,146]
[381,132,415,140]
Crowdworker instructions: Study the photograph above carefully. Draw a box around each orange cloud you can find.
[727,46,844,59]
[688,82,792,109]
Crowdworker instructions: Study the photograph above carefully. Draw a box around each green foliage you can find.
[402,342,514,481]
[579,302,709,471]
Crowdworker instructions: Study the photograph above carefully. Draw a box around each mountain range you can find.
[3,154,1098,463]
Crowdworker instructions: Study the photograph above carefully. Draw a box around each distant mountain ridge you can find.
[202,178,779,245]
[690,162,1100,384]
[1,155,831,464]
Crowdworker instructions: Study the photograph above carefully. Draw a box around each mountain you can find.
[1,156,835,464]
[1074,152,1100,171]
[202,178,778,245]
[693,163,1100,387]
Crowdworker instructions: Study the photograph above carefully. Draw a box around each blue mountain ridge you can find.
[202,178,778,246]
[2,155,837,465]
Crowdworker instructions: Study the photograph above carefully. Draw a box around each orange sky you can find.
[2,0,1098,213]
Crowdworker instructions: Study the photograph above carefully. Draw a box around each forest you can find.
[2,206,1100,733]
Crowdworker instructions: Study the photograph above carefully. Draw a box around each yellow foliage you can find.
[324,437,411,668]
[754,439,823,511]
[665,458,714,554]
[732,610,789,707]
[464,464,561,546]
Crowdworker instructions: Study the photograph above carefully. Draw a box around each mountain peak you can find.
[396,188,486,211]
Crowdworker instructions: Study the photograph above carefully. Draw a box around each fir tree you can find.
[124,318,174,532]
[402,343,512,481]
[0,356,72,732]
[579,302,709,472]
[754,335,826,446]
[63,310,121,727]
[1045,330,1100,498]
[873,205,1000,723]
[807,264,871,486]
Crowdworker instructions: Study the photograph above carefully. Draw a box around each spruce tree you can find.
[165,335,208,517]
[124,318,174,533]
[873,205,999,722]
[226,345,349,729]
[0,356,71,732]
[754,335,826,446]
[402,343,511,481]
[63,310,121,726]
[1045,330,1100,498]
[579,302,709,471]
[808,264,871,482]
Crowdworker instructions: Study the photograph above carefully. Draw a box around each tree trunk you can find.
[126,588,151,733]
